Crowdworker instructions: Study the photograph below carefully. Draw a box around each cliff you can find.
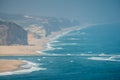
[0,13,80,37]
[0,21,28,45]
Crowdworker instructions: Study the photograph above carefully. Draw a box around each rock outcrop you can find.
[0,21,28,45]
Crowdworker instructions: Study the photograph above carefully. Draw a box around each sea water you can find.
[0,23,120,80]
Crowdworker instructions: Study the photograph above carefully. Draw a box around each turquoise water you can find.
[0,23,120,80]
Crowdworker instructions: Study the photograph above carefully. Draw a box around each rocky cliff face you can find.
[0,21,28,45]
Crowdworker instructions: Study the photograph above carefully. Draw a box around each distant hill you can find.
[0,13,80,36]
[0,20,28,45]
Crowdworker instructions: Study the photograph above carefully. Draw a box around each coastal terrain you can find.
[0,14,80,73]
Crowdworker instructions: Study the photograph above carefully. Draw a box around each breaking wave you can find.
[39,53,120,62]
[0,60,46,76]
[40,53,120,57]
[56,43,78,46]
[88,56,120,62]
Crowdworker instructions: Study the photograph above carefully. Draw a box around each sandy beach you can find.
[0,33,49,56]
[0,28,70,56]
[0,46,44,56]
[0,33,48,72]
[0,31,62,72]
[0,60,25,72]
[0,26,82,73]
[0,25,84,56]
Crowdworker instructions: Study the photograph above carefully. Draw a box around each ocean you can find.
[0,23,120,80]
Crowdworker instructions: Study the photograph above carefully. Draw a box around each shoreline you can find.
[0,24,86,56]
[0,60,44,75]
[0,24,92,56]
[0,24,92,73]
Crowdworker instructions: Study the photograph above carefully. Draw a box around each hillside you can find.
[0,13,80,37]
[0,21,28,45]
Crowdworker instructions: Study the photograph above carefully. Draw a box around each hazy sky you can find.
[0,0,120,22]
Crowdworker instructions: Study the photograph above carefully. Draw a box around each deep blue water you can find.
[0,23,120,80]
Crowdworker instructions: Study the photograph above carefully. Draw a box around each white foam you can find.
[42,57,46,59]
[67,54,72,56]
[42,53,84,57]
[88,56,120,62]
[37,59,41,61]
[41,53,65,56]
[36,51,43,54]
[68,38,79,40]
[46,43,78,50]
[57,43,78,46]
[43,24,96,52]
[39,53,120,58]
[0,60,46,76]
[41,53,102,57]
[44,42,63,51]
[80,53,97,56]
[47,43,53,49]
[79,32,86,35]
[43,24,96,51]
[45,43,55,50]
[70,60,74,63]
[88,57,111,61]
[98,53,106,56]
[55,47,63,50]
[51,40,60,43]
[43,53,64,56]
